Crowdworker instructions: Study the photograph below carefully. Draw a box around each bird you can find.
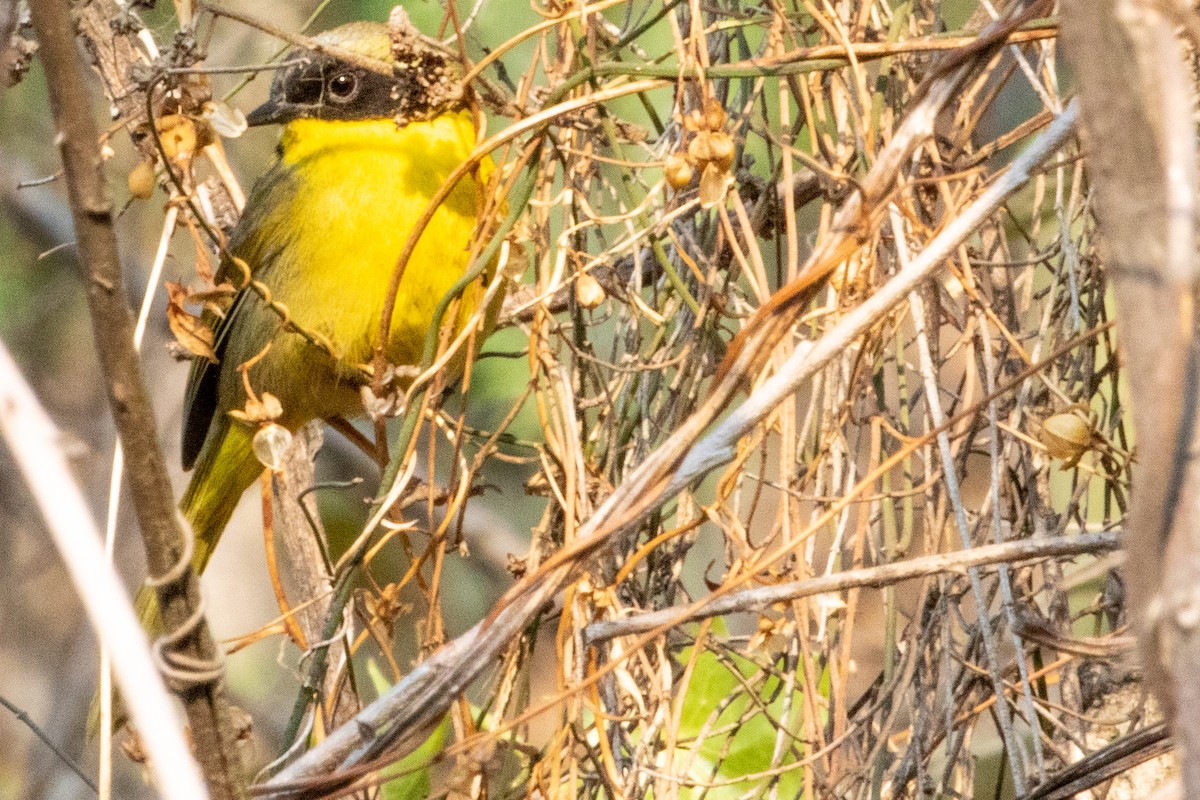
[143,20,496,633]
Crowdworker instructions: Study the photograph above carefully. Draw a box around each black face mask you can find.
[246,47,463,128]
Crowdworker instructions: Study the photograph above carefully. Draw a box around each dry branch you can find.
[269,423,358,730]
[716,0,1054,380]
[584,531,1120,642]
[675,100,1079,488]
[263,11,1081,792]
[1062,0,1200,792]
[0,341,207,800]
[28,1,245,795]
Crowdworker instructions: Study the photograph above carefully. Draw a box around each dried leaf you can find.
[203,99,247,139]
[184,216,216,283]
[165,281,217,363]
[187,283,237,304]
[229,393,283,425]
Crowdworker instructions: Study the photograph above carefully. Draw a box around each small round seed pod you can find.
[127,160,155,199]
[1040,411,1091,462]
[252,422,293,472]
[156,114,197,164]
[688,131,736,172]
[576,272,606,309]
[703,98,727,131]
[664,152,694,189]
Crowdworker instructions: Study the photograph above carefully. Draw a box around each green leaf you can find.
[367,660,451,800]
[673,638,807,799]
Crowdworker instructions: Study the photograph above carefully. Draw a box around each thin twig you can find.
[673,100,1079,491]
[0,691,98,795]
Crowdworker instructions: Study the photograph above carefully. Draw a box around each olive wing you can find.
[180,163,298,469]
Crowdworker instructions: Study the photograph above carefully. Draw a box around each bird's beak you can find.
[245,98,291,127]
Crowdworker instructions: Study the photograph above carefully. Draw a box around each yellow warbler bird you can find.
[146,21,493,629]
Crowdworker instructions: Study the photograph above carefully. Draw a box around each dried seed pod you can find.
[156,114,197,163]
[191,117,217,151]
[252,423,293,472]
[576,272,606,309]
[524,471,551,496]
[829,252,865,293]
[688,131,715,165]
[499,233,529,281]
[664,152,694,189]
[703,98,727,131]
[229,391,284,425]
[688,130,736,172]
[698,161,729,209]
[258,391,284,421]
[202,100,248,139]
[705,131,736,171]
[1040,411,1091,462]
[127,160,155,199]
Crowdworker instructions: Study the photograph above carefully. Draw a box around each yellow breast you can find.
[276,110,486,364]
[221,110,489,424]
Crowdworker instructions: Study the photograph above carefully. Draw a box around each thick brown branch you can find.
[1062,2,1200,790]
[28,2,245,797]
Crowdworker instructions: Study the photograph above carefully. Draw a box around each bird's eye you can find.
[328,72,359,101]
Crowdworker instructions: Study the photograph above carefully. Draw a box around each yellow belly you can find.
[219,110,489,424]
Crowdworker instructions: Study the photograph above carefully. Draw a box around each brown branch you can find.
[198,2,410,79]
[27,2,245,797]
[260,473,309,650]
[1023,723,1172,800]
[715,0,1054,382]
[583,531,1122,643]
[0,0,24,89]
[270,423,359,730]
[1061,2,1200,789]
[73,1,154,157]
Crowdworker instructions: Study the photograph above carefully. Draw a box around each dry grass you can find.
[57,0,1162,797]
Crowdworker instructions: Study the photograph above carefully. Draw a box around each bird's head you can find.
[246,17,465,128]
